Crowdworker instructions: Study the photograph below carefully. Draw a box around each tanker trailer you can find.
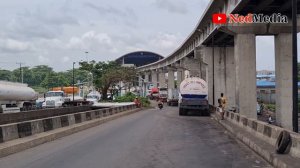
[0,81,38,113]
[178,77,209,116]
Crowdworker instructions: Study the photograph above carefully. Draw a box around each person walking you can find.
[220,93,227,120]
[217,98,223,119]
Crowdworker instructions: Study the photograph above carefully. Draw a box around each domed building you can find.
[115,51,163,96]
[115,51,163,67]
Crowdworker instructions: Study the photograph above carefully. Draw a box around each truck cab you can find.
[42,91,65,108]
[158,87,168,102]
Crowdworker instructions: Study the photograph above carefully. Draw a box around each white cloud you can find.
[4,5,78,40]
[83,2,138,27]
[38,55,50,63]
[154,0,187,14]
[62,56,70,63]
[67,31,113,52]
[150,32,183,52]
[0,38,33,53]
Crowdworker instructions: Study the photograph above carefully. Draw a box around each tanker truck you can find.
[178,77,209,116]
[0,81,38,113]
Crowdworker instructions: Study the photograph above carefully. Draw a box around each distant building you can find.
[256,80,276,104]
[256,74,275,81]
[256,70,275,76]
[115,51,164,96]
[256,80,300,104]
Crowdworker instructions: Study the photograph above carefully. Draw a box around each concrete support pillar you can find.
[176,70,183,86]
[275,33,293,130]
[204,47,214,105]
[234,34,257,119]
[143,73,150,97]
[144,73,149,83]
[182,57,201,77]
[192,47,202,77]
[158,71,166,88]
[204,46,235,107]
[214,47,226,106]
[151,71,158,87]
[225,47,236,109]
[168,69,175,99]
[138,74,143,96]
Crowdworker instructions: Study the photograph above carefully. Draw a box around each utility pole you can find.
[73,62,76,102]
[16,62,25,83]
[212,35,215,106]
[292,0,298,132]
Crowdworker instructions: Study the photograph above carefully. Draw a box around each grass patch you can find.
[265,104,276,112]
[114,92,150,107]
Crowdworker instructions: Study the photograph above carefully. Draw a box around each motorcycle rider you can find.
[134,97,141,108]
[158,98,163,109]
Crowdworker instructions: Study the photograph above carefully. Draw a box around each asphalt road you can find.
[0,106,272,168]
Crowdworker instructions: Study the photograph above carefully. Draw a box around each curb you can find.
[0,108,143,158]
[211,113,297,168]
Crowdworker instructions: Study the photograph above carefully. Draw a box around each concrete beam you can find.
[254,0,274,13]
[234,34,257,119]
[275,33,293,130]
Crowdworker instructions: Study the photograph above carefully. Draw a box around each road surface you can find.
[0,106,272,168]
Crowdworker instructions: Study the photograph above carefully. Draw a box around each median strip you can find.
[0,104,141,158]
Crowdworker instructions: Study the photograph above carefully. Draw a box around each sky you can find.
[0,0,297,72]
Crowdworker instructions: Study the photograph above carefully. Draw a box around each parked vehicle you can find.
[86,91,101,104]
[158,87,168,103]
[149,87,159,100]
[178,77,209,116]
[0,81,38,113]
[167,88,179,106]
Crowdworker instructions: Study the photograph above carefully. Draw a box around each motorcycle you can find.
[158,102,163,110]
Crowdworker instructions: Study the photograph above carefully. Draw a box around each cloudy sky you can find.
[0,0,297,71]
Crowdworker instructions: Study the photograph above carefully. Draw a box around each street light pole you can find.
[73,62,75,102]
[85,51,89,62]
[292,0,298,132]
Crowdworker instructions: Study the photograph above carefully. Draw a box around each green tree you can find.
[0,69,12,81]
[22,67,34,86]
[79,61,136,100]
[40,71,56,89]
[31,65,54,87]
[64,69,90,86]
